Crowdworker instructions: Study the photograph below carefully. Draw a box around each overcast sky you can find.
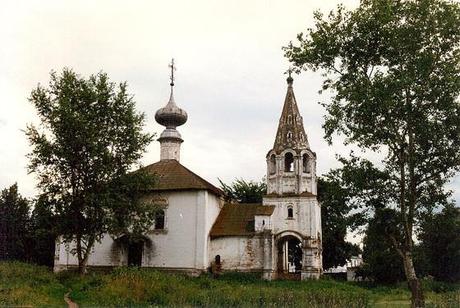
[1,0,459,205]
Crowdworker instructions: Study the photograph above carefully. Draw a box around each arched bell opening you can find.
[284,152,294,172]
[302,154,309,173]
[276,235,302,280]
[269,154,276,175]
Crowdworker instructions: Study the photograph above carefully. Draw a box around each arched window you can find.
[287,115,292,124]
[287,131,293,140]
[269,154,276,175]
[302,154,309,173]
[284,152,294,172]
[287,206,294,218]
[154,209,165,230]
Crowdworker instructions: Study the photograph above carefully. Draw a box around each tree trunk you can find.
[402,251,424,308]
[77,235,95,275]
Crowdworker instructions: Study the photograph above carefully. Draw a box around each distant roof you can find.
[210,203,275,238]
[141,159,223,196]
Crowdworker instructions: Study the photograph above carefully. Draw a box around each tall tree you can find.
[284,0,460,306]
[26,69,157,274]
[0,184,30,261]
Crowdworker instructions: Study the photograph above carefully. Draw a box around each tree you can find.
[29,196,57,267]
[359,208,406,284]
[317,176,360,270]
[26,69,157,274]
[0,184,30,261]
[219,178,267,203]
[284,1,460,305]
[418,203,460,282]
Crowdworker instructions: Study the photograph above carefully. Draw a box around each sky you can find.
[1,0,459,206]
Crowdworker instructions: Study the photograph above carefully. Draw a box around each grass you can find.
[0,261,66,307]
[0,261,459,307]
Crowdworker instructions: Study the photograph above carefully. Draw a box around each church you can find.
[54,64,323,280]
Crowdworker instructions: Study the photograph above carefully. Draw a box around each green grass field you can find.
[0,261,458,307]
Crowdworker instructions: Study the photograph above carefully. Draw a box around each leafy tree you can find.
[0,184,30,261]
[218,178,267,203]
[29,196,57,267]
[317,176,360,270]
[285,0,460,306]
[26,69,157,274]
[418,204,460,282]
[359,208,406,284]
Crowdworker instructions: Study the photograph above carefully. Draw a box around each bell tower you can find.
[266,74,317,196]
[262,74,322,280]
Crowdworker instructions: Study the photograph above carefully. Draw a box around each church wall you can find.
[142,190,200,269]
[262,196,321,239]
[54,190,220,273]
[204,193,223,269]
[210,236,264,271]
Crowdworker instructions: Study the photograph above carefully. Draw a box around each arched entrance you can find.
[115,234,150,267]
[277,235,303,280]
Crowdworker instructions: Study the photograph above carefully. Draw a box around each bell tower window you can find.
[269,154,276,175]
[302,154,309,173]
[287,206,294,218]
[287,131,292,140]
[284,152,294,172]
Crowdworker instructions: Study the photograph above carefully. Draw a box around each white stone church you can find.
[54,67,323,280]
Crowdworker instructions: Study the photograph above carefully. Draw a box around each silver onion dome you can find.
[155,91,188,129]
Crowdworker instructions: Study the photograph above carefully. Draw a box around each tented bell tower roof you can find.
[272,75,310,154]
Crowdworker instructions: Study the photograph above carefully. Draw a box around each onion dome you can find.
[155,58,188,130]
[155,90,188,129]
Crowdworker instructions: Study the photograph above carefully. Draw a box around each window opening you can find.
[269,154,276,175]
[302,154,309,173]
[284,153,294,172]
[287,207,294,218]
[154,209,165,230]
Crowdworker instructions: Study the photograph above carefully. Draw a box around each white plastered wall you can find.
[54,190,222,272]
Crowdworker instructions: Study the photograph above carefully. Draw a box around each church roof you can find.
[272,77,310,154]
[141,159,223,196]
[210,203,275,238]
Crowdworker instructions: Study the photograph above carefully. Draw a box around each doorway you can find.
[277,235,302,279]
[127,241,143,267]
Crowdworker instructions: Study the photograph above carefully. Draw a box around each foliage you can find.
[2,261,460,307]
[26,68,156,273]
[0,261,66,307]
[418,204,460,282]
[219,178,267,203]
[29,196,57,267]
[358,208,406,284]
[284,0,460,305]
[317,176,360,270]
[0,184,30,261]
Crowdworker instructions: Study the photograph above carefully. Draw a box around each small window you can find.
[288,207,294,218]
[287,115,292,124]
[287,132,293,140]
[154,209,165,230]
[302,154,309,173]
[284,152,294,172]
[269,154,276,175]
